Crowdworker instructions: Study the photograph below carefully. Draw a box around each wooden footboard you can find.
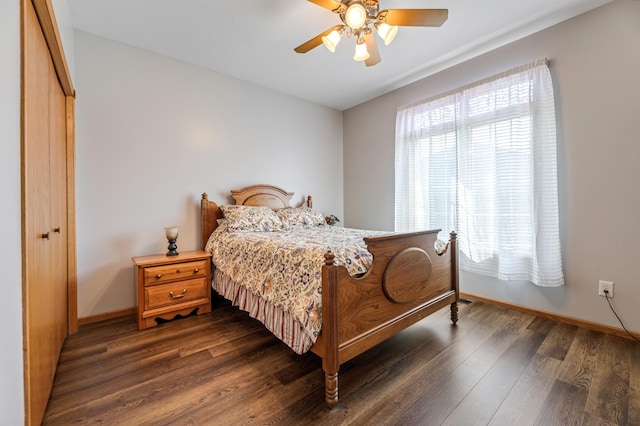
[312,230,459,407]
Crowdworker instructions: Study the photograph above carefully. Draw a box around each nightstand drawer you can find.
[145,277,208,310]
[144,260,208,286]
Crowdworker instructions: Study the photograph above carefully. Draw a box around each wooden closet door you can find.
[49,50,69,343]
[23,1,68,424]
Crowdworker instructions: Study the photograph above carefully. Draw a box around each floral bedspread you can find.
[205,223,389,344]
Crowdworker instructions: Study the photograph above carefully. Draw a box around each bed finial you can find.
[202,193,208,201]
[324,250,335,266]
[307,195,313,208]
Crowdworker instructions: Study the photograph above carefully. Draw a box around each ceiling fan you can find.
[294,0,448,67]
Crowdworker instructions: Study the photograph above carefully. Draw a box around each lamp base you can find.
[166,239,178,256]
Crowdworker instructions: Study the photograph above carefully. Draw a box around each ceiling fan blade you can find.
[307,0,345,13]
[384,9,448,27]
[294,25,342,53]
[364,32,381,67]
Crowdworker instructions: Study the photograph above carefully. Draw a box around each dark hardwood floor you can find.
[43,298,640,425]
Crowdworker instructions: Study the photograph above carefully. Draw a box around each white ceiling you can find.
[68,0,612,110]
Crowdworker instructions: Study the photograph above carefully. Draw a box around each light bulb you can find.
[376,22,398,45]
[345,3,367,29]
[353,40,369,61]
[322,29,342,52]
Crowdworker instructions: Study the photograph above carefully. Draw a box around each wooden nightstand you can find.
[132,250,212,330]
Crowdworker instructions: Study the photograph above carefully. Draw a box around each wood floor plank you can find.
[537,321,579,361]
[47,334,288,424]
[215,359,325,425]
[580,411,619,426]
[584,334,631,425]
[306,301,504,425]
[488,353,562,426]
[184,344,310,414]
[534,379,588,426]
[260,326,452,425]
[556,328,605,391]
[48,346,181,400]
[630,343,640,426]
[60,316,138,348]
[527,315,555,335]
[44,349,215,423]
[56,316,214,373]
[42,300,639,425]
[251,301,495,425]
[111,342,292,425]
[440,326,547,425]
[353,310,534,425]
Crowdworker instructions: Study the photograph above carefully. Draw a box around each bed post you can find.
[307,195,313,208]
[450,231,459,325]
[201,193,210,250]
[322,251,340,407]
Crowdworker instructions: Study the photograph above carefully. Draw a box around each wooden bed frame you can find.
[201,184,459,406]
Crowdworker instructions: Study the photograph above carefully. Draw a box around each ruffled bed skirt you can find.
[212,268,314,354]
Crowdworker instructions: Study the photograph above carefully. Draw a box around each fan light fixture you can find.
[294,0,449,67]
[376,22,398,45]
[345,2,367,29]
[322,27,344,52]
[353,36,370,61]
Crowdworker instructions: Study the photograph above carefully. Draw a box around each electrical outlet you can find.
[598,280,614,298]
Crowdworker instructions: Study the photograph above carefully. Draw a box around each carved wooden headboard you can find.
[200,184,312,250]
[231,184,294,208]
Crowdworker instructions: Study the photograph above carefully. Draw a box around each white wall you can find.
[343,0,640,332]
[52,0,75,81]
[0,0,25,423]
[74,31,344,317]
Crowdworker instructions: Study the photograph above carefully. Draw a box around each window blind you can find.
[395,60,563,287]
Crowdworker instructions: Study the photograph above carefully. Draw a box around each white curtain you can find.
[395,60,563,287]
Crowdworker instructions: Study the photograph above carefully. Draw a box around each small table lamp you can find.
[165,226,179,256]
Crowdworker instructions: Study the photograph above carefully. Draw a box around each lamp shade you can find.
[345,3,367,29]
[353,39,370,61]
[377,22,398,45]
[322,29,342,52]
[164,226,179,240]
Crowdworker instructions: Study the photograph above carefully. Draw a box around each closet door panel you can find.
[23,2,52,421]
[49,68,68,343]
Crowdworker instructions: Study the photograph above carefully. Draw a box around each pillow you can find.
[220,205,283,232]
[277,207,326,229]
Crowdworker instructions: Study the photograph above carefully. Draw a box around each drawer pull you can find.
[176,269,180,273]
[41,232,50,240]
[170,289,187,299]
[194,268,199,273]
[156,274,162,279]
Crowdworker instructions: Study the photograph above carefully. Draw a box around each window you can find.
[395,60,563,287]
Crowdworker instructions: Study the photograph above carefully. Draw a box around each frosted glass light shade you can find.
[345,3,367,29]
[353,40,370,61]
[377,22,398,45]
[322,29,342,52]
[165,226,179,240]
